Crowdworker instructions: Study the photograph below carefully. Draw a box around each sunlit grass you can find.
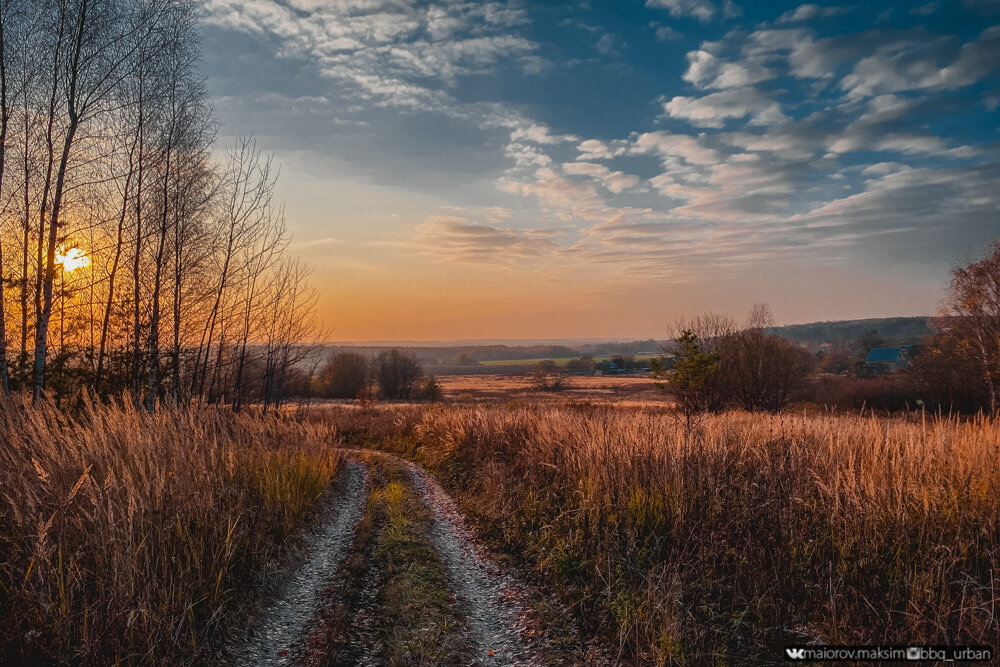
[321,402,1000,663]
[0,396,341,664]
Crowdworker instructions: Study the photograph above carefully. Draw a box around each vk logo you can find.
[786,648,807,660]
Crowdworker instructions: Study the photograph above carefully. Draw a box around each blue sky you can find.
[199,0,1000,340]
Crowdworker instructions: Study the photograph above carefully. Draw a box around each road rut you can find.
[235,460,369,666]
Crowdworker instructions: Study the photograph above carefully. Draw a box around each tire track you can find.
[343,449,537,666]
[408,466,538,666]
[235,460,369,667]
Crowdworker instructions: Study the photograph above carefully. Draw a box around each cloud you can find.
[630,131,719,164]
[511,124,578,145]
[839,26,1000,99]
[682,48,773,88]
[415,216,558,262]
[202,0,541,111]
[205,0,1000,290]
[786,163,1000,259]
[502,167,617,221]
[562,162,641,193]
[910,2,939,15]
[646,0,716,23]
[651,23,682,41]
[722,1,743,19]
[576,138,628,160]
[663,87,788,127]
[775,4,850,24]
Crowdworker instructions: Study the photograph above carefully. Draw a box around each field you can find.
[2,380,998,665]
[478,355,660,367]
[434,372,663,403]
[321,398,1000,663]
[0,398,343,664]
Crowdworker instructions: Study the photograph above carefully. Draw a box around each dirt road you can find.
[236,461,369,666]
[235,450,554,666]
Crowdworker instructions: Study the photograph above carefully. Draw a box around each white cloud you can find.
[722,1,743,19]
[202,0,541,111]
[502,168,614,221]
[775,4,850,24]
[563,162,641,194]
[646,0,716,23]
[415,216,557,262]
[682,48,773,88]
[511,124,578,145]
[910,3,939,16]
[663,87,788,127]
[630,131,719,164]
[840,26,1000,99]
[576,139,627,160]
[652,23,682,41]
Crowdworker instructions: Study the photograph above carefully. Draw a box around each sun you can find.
[56,245,91,273]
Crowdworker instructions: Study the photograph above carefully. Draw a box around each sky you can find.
[199,0,1000,341]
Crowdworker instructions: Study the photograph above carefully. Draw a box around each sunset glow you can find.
[56,246,90,273]
[200,0,1000,340]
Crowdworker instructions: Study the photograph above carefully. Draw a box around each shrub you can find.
[805,374,922,412]
[373,349,423,400]
[315,351,370,398]
[565,356,596,374]
[723,330,816,412]
[531,361,567,391]
[418,375,443,402]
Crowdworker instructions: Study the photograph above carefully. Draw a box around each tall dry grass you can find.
[0,397,341,665]
[359,403,999,663]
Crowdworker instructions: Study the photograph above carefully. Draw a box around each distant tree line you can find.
[313,348,442,402]
[0,0,317,409]
[663,242,1000,417]
[769,317,930,346]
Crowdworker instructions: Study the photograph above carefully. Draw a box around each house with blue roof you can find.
[864,347,911,374]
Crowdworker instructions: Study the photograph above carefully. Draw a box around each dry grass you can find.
[0,396,342,665]
[325,402,1000,663]
[433,373,663,404]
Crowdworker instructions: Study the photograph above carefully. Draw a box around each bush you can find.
[315,351,370,398]
[373,349,423,400]
[531,360,567,391]
[910,330,992,414]
[565,356,595,374]
[418,375,443,402]
[723,330,816,412]
[661,308,815,415]
[805,374,922,411]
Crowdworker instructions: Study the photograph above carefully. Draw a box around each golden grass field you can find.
[434,372,662,404]
[0,397,342,664]
[3,379,998,664]
[320,396,1000,663]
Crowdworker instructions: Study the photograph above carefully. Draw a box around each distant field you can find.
[479,354,660,367]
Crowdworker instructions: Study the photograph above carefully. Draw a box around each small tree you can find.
[315,351,370,399]
[373,349,423,400]
[943,240,1000,413]
[724,305,815,412]
[418,375,443,402]
[566,356,596,374]
[910,328,987,413]
[531,360,566,391]
[663,313,736,413]
[657,330,722,431]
